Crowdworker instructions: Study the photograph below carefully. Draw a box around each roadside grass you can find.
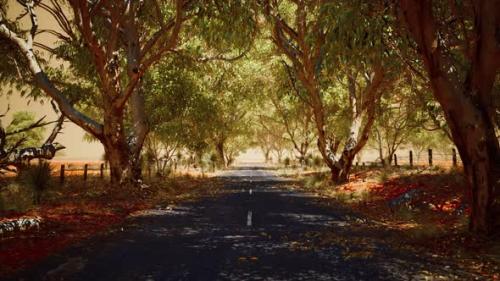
[0,172,224,275]
[289,165,499,279]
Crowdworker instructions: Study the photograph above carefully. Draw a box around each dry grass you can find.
[287,166,499,279]
[0,173,224,275]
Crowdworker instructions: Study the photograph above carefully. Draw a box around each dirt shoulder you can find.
[282,166,499,280]
[0,175,224,276]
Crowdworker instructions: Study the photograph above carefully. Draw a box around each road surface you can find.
[10,166,481,280]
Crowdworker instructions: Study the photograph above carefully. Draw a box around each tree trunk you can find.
[215,141,227,168]
[263,149,271,163]
[298,149,308,167]
[102,107,129,185]
[436,74,500,234]
[125,19,149,185]
[399,0,500,234]
[330,113,363,183]
[331,153,355,183]
[128,85,149,184]
[331,67,385,183]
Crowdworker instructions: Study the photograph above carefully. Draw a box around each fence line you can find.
[355,148,462,168]
[45,147,463,184]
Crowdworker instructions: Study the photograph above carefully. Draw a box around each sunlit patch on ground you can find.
[128,206,192,217]
[268,212,348,227]
[284,167,499,280]
[1,167,497,280]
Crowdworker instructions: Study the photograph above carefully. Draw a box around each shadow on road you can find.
[10,166,482,281]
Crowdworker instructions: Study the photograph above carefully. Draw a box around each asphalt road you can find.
[9,166,482,281]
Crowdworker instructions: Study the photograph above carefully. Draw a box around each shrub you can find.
[313,156,322,168]
[18,162,52,204]
[304,172,329,189]
[359,190,371,201]
[0,182,34,211]
[284,157,290,167]
[377,168,391,183]
[333,192,350,203]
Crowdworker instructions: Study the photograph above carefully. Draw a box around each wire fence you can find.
[34,147,463,184]
[354,148,462,168]
[47,161,203,184]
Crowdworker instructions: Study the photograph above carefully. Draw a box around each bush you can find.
[284,157,291,167]
[377,168,391,183]
[18,162,52,204]
[313,156,322,168]
[0,182,34,211]
[304,172,329,189]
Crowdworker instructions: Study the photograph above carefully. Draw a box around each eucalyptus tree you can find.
[396,0,500,234]
[253,116,275,163]
[262,63,315,165]
[0,0,257,185]
[0,0,190,184]
[143,55,200,175]
[260,0,394,182]
[143,53,221,173]
[204,60,260,167]
[372,80,425,165]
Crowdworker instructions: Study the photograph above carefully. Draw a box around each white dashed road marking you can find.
[247,211,253,227]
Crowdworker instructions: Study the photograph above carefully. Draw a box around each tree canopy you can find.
[1,0,498,235]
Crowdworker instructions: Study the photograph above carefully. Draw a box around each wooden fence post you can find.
[100,163,104,179]
[409,150,413,167]
[428,149,433,166]
[60,164,65,184]
[83,164,88,181]
[393,154,398,166]
[452,148,457,167]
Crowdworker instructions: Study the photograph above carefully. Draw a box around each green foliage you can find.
[304,172,330,189]
[0,182,34,212]
[192,1,257,52]
[313,156,323,168]
[410,130,452,156]
[18,162,52,204]
[6,111,45,148]
[377,168,391,183]
[284,157,290,167]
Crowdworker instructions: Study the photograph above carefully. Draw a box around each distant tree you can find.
[267,64,316,165]
[372,81,424,165]
[260,0,395,182]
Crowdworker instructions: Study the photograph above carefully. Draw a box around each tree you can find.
[267,63,316,165]
[200,59,262,168]
[143,54,215,174]
[254,124,275,163]
[260,0,392,182]
[0,108,65,173]
[397,0,500,235]
[0,0,190,185]
[1,0,257,185]
[372,80,425,165]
